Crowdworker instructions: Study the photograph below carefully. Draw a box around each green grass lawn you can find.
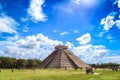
[0,68,120,80]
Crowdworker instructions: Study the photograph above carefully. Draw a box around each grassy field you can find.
[0,68,120,80]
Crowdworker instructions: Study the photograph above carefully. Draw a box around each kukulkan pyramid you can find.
[40,45,88,69]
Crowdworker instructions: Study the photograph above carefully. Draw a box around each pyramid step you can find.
[64,50,86,68]
[40,45,87,69]
[40,51,58,68]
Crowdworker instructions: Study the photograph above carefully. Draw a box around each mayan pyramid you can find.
[40,45,87,69]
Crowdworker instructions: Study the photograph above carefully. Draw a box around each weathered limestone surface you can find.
[40,45,88,69]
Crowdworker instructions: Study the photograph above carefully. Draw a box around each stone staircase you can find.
[64,50,87,68]
[40,50,58,68]
[47,50,61,68]
[60,50,74,68]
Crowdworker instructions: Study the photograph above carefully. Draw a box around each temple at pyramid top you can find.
[55,45,68,50]
[40,45,88,69]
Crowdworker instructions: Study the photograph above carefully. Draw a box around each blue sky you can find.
[0,0,120,64]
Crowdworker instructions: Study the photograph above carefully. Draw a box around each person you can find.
[112,66,115,71]
[65,67,67,70]
[0,68,1,73]
[114,66,118,71]
[11,68,14,72]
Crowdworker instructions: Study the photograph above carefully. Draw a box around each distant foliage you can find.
[90,62,120,68]
[0,57,42,69]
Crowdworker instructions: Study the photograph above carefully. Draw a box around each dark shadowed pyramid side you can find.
[40,45,88,69]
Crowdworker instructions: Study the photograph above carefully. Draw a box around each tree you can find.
[27,59,37,68]
[0,57,41,69]
[16,59,28,69]
[0,60,2,68]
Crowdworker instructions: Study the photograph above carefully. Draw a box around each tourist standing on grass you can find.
[0,68,1,73]
[11,68,14,72]
[114,66,118,71]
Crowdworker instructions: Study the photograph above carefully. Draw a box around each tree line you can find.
[90,62,120,68]
[0,56,120,69]
[0,57,42,69]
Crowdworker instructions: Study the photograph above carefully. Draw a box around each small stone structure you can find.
[40,45,88,69]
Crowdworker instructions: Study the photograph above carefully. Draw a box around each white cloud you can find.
[76,33,91,45]
[0,33,119,64]
[65,43,109,64]
[102,56,120,64]
[100,15,115,31]
[74,0,80,5]
[27,0,47,22]
[0,33,63,60]
[65,36,110,64]
[116,20,120,29]
[0,14,19,33]
[92,45,108,58]
[60,31,69,36]
[118,0,120,8]
[99,1,120,39]
[0,32,119,64]
[100,0,120,31]
[6,34,20,41]
[65,41,75,49]
[67,36,120,64]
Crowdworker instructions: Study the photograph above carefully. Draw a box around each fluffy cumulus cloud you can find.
[65,42,109,64]
[100,0,120,31]
[27,0,47,22]
[100,15,115,31]
[0,33,119,63]
[0,14,19,34]
[0,33,63,60]
[76,33,91,45]
[65,33,109,63]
